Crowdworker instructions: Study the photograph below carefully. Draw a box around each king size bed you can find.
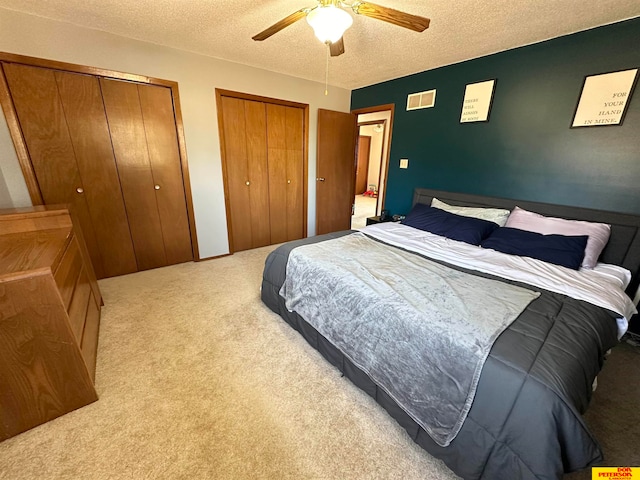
[261,188,640,479]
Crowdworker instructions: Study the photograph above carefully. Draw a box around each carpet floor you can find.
[0,245,638,479]
[352,195,378,229]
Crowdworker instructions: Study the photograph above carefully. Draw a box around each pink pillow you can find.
[504,206,610,269]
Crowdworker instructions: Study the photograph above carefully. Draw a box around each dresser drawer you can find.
[54,236,82,310]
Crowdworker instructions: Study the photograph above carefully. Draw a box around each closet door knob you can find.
[154,185,161,190]
[287,179,291,184]
[76,187,84,194]
[246,181,250,186]
[316,177,325,182]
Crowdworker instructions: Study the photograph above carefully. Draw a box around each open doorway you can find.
[351,106,394,229]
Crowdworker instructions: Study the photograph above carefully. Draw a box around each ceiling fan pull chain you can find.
[325,42,330,96]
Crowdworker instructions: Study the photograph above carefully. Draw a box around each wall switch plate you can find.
[400,158,409,169]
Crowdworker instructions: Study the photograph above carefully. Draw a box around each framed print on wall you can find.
[571,68,638,128]
[460,79,496,123]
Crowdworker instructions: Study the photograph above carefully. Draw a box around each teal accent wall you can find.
[351,18,640,216]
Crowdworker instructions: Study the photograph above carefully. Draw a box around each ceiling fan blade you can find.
[252,9,309,41]
[353,2,430,32]
[330,37,345,57]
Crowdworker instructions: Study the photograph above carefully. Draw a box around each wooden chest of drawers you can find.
[0,206,102,441]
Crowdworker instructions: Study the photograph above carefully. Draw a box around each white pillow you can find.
[504,206,611,269]
[431,197,511,226]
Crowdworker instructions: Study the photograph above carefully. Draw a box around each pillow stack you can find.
[502,206,611,269]
[430,198,510,226]
[480,227,588,270]
[401,203,499,246]
[400,199,611,270]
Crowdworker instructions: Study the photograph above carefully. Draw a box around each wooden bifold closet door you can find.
[100,78,192,270]
[219,94,306,252]
[1,61,193,278]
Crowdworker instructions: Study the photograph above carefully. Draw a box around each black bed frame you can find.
[262,188,640,479]
[412,188,640,298]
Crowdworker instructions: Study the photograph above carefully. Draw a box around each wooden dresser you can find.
[0,206,102,441]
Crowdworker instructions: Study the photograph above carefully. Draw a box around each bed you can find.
[261,188,640,479]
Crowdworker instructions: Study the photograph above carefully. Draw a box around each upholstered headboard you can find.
[412,188,640,298]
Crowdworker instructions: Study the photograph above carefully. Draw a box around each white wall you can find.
[0,8,351,258]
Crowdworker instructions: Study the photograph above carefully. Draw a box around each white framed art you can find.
[571,68,638,128]
[460,79,496,123]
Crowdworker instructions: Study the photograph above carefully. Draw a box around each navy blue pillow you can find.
[480,227,588,270]
[401,204,499,245]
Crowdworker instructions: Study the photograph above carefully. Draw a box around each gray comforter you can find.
[280,232,540,447]
[261,231,620,480]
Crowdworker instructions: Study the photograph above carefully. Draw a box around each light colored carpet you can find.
[351,195,378,229]
[0,246,457,480]
[1,246,637,479]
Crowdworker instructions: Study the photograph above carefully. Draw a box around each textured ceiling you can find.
[0,0,639,89]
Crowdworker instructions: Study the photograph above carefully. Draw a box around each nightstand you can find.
[366,215,405,226]
[366,216,389,226]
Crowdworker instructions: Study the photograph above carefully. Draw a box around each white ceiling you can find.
[1,0,639,90]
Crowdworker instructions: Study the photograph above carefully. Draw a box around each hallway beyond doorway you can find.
[351,194,377,229]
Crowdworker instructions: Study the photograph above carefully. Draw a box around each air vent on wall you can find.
[406,89,436,111]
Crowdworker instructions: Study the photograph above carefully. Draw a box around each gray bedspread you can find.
[261,231,620,480]
[280,232,540,447]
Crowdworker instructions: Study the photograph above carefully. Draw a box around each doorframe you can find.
[215,88,309,253]
[351,104,395,217]
[0,51,200,260]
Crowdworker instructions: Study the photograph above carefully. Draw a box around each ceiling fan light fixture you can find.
[306,5,353,44]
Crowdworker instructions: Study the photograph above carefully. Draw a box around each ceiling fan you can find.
[252,0,430,57]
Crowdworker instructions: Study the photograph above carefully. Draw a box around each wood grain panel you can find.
[220,96,253,252]
[137,84,193,265]
[218,90,308,251]
[2,62,76,197]
[67,217,103,308]
[167,84,200,260]
[286,150,304,241]
[243,100,270,248]
[100,78,167,270]
[0,270,97,441]
[0,64,43,205]
[316,109,357,234]
[53,236,82,310]
[81,291,100,382]
[0,209,72,234]
[285,107,304,241]
[0,207,102,308]
[54,71,138,278]
[67,267,90,343]
[266,104,288,244]
[3,63,105,278]
[1,54,198,264]
[0,229,70,274]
